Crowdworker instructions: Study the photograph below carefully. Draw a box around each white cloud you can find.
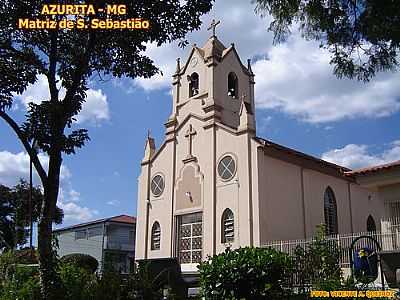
[16,74,110,125]
[0,151,70,187]
[75,89,110,125]
[106,199,120,206]
[321,141,400,169]
[17,74,52,106]
[58,201,99,222]
[253,35,400,123]
[0,150,97,223]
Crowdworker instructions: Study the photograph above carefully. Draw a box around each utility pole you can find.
[29,140,38,259]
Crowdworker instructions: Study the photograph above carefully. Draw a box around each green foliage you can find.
[0,251,17,283]
[0,264,41,300]
[0,180,63,251]
[254,0,400,81]
[60,253,99,273]
[198,246,293,299]
[58,263,96,300]
[293,225,342,294]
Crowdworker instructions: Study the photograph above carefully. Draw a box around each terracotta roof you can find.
[109,215,136,224]
[346,160,400,176]
[54,214,136,232]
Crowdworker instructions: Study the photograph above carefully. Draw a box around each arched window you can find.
[189,72,199,97]
[367,215,376,232]
[227,72,238,99]
[221,208,234,243]
[324,187,338,235]
[151,221,161,250]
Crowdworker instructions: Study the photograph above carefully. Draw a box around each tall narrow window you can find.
[367,215,376,232]
[151,221,161,250]
[324,187,338,235]
[189,72,199,97]
[221,208,234,243]
[227,72,238,99]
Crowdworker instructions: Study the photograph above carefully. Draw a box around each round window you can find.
[218,155,236,180]
[151,175,164,196]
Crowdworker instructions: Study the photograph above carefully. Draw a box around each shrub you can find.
[198,247,293,300]
[0,251,16,283]
[292,225,342,293]
[0,264,40,300]
[58,263,96,300]
[60,253,99,273]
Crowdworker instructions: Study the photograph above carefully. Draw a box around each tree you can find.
[0,180,63,251]
[0,1,213,298]
[254,0,400,81]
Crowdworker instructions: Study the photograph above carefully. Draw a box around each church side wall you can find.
[303,169,352,236]
[257,154,305,243]
[256,151,385,245]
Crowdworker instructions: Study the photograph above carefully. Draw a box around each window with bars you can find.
[177,213,202,264]
[221,208,234,243]
[151,222,161,250]
[324,187,338,235]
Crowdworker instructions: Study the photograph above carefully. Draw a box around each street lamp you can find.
[29,139,39,258]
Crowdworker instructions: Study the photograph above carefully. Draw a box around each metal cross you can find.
[185,124,196,157]
[207,19,221,37]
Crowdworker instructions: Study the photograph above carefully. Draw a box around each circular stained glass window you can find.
[151,175,164,196]
[218,155,236,181]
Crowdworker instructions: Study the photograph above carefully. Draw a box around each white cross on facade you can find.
[185,124,196,158]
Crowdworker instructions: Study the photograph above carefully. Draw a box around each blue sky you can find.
[0,0,399,233]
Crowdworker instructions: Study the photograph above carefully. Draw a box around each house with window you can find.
[134,21,399,273]
[55,215,136,273]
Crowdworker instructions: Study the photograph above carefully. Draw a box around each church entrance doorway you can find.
[177,212,203,265]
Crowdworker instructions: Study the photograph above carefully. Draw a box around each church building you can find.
[135,22,397,272]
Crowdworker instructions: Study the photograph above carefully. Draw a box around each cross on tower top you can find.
[207,19,221,37]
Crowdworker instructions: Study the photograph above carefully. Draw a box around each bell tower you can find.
[169,20,256,133]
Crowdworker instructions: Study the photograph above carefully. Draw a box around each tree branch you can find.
[47,30,59,102]
[0,110,48,184]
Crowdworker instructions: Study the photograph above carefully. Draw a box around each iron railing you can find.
[262,230,400,267]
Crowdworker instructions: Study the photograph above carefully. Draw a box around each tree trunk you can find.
[37,150,62,300]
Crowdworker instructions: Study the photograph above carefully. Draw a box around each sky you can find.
[1,0,399,234]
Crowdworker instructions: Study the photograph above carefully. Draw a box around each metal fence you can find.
[262,230,400,267]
